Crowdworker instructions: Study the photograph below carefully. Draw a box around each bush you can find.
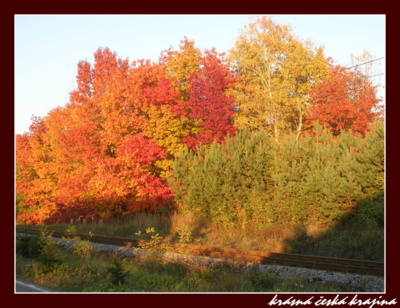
[135,227,170,252]
[353,198,384,228]
[170,123,384,228]
[176,225,193,244]
[16,235,41,258]
[38,228,64,271]
[169,129,275,227]
[62,226,94,261]
[107,253,130,286]
[16,228,64,271]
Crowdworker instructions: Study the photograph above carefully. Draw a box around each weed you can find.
[181,270,202,291]
[62,226,94,261]
[135,227,170,252]
[246,267,275,291]
[176,225,193,244]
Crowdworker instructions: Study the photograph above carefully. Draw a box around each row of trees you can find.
[170,122,384,227]
[16,41,238,224]
[16,16,383,225]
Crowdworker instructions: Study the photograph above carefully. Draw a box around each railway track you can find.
[16,227,384,277]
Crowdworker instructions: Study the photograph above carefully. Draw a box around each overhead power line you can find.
[346,57,385,71]
[262,57,385,95]
[368,73,385,78]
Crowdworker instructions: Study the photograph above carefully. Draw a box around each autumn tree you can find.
[184,48,237,149]
[228,16,327,140]
[16,116,60,224]
[306,59,383,136]
[160,37,202,101]
[16,133,36,217]
[16,47,181,223]
[126,60,192,166]
[159,37,203,150]
[61,48,177,216]
[40,48,122,219]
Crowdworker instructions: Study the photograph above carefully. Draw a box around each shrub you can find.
[353,197,384,228]
[135,227,170,252]
[38,228,64,271]
[62,226,94,261]
[176,225,193,244]
[107,253,130,286]
[170,123,384,228]
[16,235,41,258]
[169,129,275,227]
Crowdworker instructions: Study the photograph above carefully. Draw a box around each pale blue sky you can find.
[15,14,386,135]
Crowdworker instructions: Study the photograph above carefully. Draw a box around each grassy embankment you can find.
[16,199,384,292]
[16,228,370,293]
[19,203,383,262]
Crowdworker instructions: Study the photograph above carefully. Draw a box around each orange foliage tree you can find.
[18,43,235,224]
[306,60,383,136]
[16,117,59,224]
[18,34,384,225]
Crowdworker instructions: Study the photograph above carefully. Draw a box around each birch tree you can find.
[228,16,327,140]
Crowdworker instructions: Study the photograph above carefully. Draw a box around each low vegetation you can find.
[16,192,383,292]
[18,197,384,262]
[16,231,369,293]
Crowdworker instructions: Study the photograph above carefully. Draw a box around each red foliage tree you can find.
[16,44,241,224]
[306,61,383,136]
[54,50,176,219]
[184,49,237,149]
[17,48,180,224]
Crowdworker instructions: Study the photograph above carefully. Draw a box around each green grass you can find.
[16,242,362,293]
[16,217,381,293]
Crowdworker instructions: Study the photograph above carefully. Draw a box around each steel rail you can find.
[16,227,384,276]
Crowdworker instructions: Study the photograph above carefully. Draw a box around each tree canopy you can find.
[16,17,384,225]
[228,16,328,140]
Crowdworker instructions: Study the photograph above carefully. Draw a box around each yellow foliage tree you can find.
[159,37,204,152]
[228,16,327,140]
[160,37,202,101]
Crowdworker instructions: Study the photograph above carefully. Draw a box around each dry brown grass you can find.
[165,213,313,253]
[37,212,380,259]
